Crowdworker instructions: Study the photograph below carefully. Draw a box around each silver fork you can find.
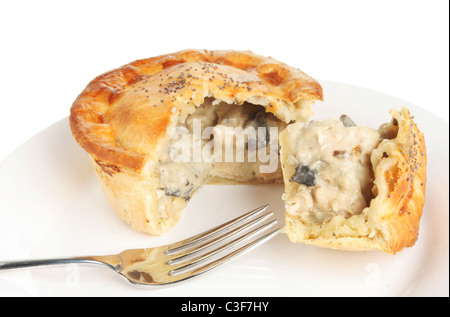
[0,205,280,287]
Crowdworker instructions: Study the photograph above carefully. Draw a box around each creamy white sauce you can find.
[284,118,381,224]
[157,99,285,201]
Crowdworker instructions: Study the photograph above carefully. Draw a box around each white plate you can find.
[0,81,448,297]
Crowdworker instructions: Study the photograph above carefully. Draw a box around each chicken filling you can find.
[283,115,381,225]
[157,98,287,201]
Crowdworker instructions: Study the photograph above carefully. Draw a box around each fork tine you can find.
[166,210,274,266]
[168,219,279,276]
[165,204,270,255]
[168,226,281,280]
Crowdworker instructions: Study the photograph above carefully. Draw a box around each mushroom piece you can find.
[289,164,317,187]
[243,109,270,151]
[340,114,357,127]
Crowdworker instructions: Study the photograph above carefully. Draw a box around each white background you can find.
[0,0,448,162]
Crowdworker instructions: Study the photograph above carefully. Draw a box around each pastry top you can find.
[70,49,323,172]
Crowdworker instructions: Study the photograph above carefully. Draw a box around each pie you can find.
[70,49,426,254]
[280,108,426,254]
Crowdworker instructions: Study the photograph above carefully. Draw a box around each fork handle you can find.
[0,255,122,272]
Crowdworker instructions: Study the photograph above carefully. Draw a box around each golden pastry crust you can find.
[70,49,323,235]
[70,49,323,172]
[370,108,427,253]
[282,107,427,254]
